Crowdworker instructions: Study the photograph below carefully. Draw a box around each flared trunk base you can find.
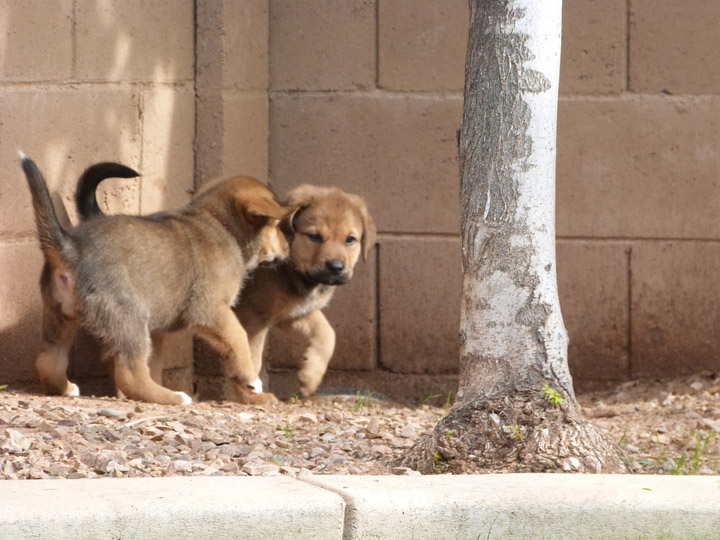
[398,390,628,474]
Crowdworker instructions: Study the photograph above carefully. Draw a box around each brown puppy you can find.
[235,185,376,404]
[20,153,290,405]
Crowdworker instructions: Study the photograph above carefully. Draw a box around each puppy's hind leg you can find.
[111,333,191,406]
[36,317,80,397]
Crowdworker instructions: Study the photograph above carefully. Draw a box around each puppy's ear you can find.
[280,205,304,238]
[360,210,377,261]
[349,195,376,262]
[284,184,322,209]
[244,197,292,221]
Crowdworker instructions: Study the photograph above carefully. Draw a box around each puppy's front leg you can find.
[277,309,336,397]
[196,309,278,405]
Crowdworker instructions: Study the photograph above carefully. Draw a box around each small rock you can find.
[98,408,123,418]
[690,381,705,392]
[242,463,279,476]
[390,437,414,449]
[662,459,677,472]
[391,466,413,475]
[366,418,381,438]
[397,425,418,439]
[370,445,393,457]
[298,413,318,424]
[324,411,343,423]
[697,466,715,475]
[310,447,325,458]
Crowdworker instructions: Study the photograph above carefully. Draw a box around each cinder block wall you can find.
[0,0,196,394]
[2,0,718,402]
[265,0,720,399]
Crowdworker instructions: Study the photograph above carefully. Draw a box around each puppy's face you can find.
[284,186,376,286]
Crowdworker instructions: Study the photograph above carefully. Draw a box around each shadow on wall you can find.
[0,0,194,394]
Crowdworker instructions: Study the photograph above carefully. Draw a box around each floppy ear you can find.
[244,197,292,221]
[280,205,304,238]
[284,184,323,209]
[348,194,376,262]
[360,210,377,261]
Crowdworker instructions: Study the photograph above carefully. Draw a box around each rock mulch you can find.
[1,371,719,480]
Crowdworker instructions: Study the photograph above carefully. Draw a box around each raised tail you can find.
[75,162,140,220]
[19,152,73,264]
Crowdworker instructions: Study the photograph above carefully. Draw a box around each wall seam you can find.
[627,244,633,380]
[626,0,631,92]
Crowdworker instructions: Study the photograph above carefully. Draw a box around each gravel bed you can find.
[2,371,719,479]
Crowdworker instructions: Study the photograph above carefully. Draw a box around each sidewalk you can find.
[1,474,719,539]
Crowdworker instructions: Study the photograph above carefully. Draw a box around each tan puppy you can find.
[20,153,290,405]
[235,185,376,404]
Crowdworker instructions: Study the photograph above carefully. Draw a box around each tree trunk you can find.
[399,0,627,474]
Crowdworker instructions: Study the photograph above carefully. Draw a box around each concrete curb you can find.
[1,474,719,539]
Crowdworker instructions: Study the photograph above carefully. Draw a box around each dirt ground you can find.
[1,371,719,480]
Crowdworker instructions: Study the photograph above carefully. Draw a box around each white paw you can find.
[247,378,263,394]
[67,383,80,397]
[177,392,192,405]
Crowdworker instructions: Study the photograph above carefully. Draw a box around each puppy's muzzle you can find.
[325,259,345,274]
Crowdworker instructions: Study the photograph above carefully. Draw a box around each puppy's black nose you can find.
[326,259,345,273]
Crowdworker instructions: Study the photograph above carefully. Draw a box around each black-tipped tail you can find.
[75,162,140,220]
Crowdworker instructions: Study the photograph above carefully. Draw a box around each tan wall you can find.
[265,0,720,399]
[0,0,197,394]
[2,0,718,403]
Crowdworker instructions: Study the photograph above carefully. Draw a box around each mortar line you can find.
[375,242,381,371]
[627,245,633,380]
[626,0,631,92]
[374,0,380,90]
[71,0,77,78]
[192,0,200,191]
[558,235,720,244]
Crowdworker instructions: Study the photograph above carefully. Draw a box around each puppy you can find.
[20,153,290,405]
[234,185,376,404]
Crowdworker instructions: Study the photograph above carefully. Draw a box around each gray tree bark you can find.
[400,0,627,474]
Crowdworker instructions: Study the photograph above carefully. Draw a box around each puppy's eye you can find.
[307,233,323,243]
[345,236,357,246]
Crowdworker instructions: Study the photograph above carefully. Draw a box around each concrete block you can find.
[140,87,195,213]
[557,96,720,238]
[0,477,345,540]
[557,241,630,383]
[220,92,269,182]
[221,0,269,90]
[196,0,269,92]
[0,243,44,385]
[379,237,461,374]
[630,0,720,94]
[75,0,194,82]
[195,373,234,402]
[268,369,458,406]
[305,474,720,540]
[559,0,626,94]
[0,0,73,81]
[378,0,467,91]
[267,247,377,372]
[163,366,194,395]
[269,0,375,91]
[631,241,720,378]
[0,88,141,235]
[270,93,462,233]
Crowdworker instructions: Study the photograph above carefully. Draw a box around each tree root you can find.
[397,390,629,474]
